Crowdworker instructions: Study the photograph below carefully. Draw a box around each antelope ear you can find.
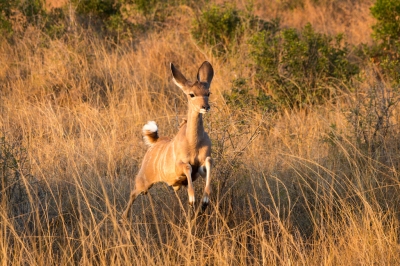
[170,63,188,89]
[197,61,214,85]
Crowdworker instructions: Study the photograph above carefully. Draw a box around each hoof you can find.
[201,196,210,212]
[201,202,209,213]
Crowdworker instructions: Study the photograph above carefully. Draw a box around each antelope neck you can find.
[186,108,204,147]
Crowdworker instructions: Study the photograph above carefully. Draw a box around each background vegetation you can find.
[1,0,400,264]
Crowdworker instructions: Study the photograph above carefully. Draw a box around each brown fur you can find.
[122,62,214,220]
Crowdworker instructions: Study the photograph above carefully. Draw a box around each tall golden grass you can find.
[254,0,376,45]
[0,0,399,265]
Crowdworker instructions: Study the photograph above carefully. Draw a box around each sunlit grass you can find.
[0,0,399,264]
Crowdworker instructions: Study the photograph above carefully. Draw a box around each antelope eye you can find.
[207,92,211,97]
[189,93,195,98]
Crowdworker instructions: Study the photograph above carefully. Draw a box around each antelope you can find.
[121,61,214,220]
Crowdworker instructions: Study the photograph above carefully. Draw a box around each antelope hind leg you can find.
[121,177,153,221]
[121,188,142,221]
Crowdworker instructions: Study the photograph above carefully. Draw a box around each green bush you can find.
[71,0,176,40]
[0,0,46,37]
[0,0,165,41]
[131,0,159,15]
[370,0,400,50]
[193,4,359,110]
[191,4,242,55]
[223,78,276,113]
[191,3,277,56]
[370,0,400,83]
[73,0,122,18]
[0,0,70,39]
[249,23,359,108]
[72,0,126,34]
[0,0,13,35]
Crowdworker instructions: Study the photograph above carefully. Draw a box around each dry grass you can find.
[254,0,376,45]
[0,1,400,265]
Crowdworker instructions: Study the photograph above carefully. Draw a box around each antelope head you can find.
[171,61,214,114]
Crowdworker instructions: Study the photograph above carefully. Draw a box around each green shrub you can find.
[370,0,400,83]
[191,4,242,55]
[191,3,277,56]
[0,0,14,36]
[0,0,70,39]
[370,0,400,50]
[71,0,175,40]
[72,0,125,34]
[249,23,359,108]
[0,0,47,37]
[132,0,159,15]
[73,0,121,18]
[223,78,276,113]
[19,0,46,23]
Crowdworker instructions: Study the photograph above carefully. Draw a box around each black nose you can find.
[203,105,210,111]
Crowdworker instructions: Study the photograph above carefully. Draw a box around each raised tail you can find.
[142,121,159,146]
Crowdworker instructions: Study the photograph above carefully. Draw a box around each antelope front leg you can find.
[121,188,141,221]
[177,162,195,206]
[202,157,213,211]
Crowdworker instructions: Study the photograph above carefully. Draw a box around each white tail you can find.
[122,61,214,220]
[142,121,158,146]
